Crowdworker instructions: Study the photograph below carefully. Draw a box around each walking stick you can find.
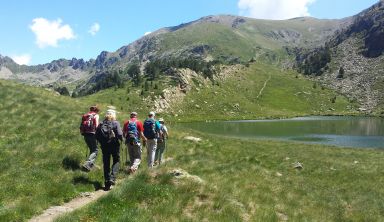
[85,145,89,159]
[120,145,124,167]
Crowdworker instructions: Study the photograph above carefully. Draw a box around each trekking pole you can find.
[124,145,126,166]
[126,144,128,166]
[121,144,125,166]
[85,146,88,159]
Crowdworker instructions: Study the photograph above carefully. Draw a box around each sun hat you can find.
[130,112,138,117]
[107,109,116,115]
[106,105,117,115]
[107,105,116,110]
[158,118,164,123]
[148,111,155,117]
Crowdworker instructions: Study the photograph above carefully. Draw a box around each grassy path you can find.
[29,190,108,222]
[256,72,271,100]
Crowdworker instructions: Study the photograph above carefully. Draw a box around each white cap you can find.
[107,109,116,114]
[107,105,116,110]
[148,111,155,117]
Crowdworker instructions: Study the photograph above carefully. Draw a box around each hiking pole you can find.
[125,144,128,166]
[121,144,126,167]
[85,145,88,159]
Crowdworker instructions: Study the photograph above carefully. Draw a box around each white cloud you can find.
[29,18,76,48]
[238,0,315,20]
[88,22,100,36]
[144,31,152,36]
[11,54,31,65]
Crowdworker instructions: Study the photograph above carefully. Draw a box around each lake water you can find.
[183,116,384,148]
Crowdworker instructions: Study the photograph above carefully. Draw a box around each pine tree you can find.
[337,66,345,78]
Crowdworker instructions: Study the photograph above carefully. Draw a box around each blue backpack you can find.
[126,120,139,145]
[143,118,157,139]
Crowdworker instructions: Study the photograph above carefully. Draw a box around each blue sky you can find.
[0,0,379,65]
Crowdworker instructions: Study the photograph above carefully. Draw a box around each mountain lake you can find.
[182,116,384,148]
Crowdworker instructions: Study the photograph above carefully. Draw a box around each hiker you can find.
[96,109,123,190]
[143,111,161,168]
[79,105,100,171]
[123,112,147,173]
[154,118,169,165]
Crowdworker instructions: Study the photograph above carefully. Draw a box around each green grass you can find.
[158,17,343,64]
[57,126,384,221]
[77,62,357,123]
[170,62,356,122]
[0,62,369,221]
[0,80,104,221]
[160,23,256,61]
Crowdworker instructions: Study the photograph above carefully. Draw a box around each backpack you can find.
[96,120,115,143]
[80,112,97,134]
[126,120,139,145]
[143,118,157,139]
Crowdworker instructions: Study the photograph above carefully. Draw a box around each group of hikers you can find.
[79,105,169,190]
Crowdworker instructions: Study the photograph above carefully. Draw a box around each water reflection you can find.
[183,116,384,148]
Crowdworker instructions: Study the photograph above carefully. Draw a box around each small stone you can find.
[276,212,288,221]
[276,172,283,177]
[184,136,202,142]
[293,162,303,169]
[80,192,92,197]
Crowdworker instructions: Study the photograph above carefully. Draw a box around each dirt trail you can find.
[256,73,271,100]
[29,190,108,222]
[29,158,173,222]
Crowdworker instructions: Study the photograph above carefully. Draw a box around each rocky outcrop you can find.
[309,2,384,112]
[267,29,302,44]
[345,1,384,58]
[152,68,203,113]
[318,37,383,111]
[152,65,244,114]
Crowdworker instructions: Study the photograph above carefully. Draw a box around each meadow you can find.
[57,126,384,221]
[0,80,115,221]
[0,62,381,221]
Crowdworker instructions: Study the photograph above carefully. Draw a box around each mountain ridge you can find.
[0,14,347,84]
[0,2,383,112]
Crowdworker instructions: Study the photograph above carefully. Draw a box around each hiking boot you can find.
[109,180,116,186]
[104,181,112,191]
[81,164,91,172]
[127,168,133,174]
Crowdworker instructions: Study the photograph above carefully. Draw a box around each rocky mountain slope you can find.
[297,1,384,112]
[1,2,383,112]
[0,15,347,90]
[0,55,91,87]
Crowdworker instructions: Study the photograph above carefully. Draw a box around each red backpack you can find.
[80,112,97,134]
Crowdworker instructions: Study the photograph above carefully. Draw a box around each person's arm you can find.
[95,114,100,127]
[122,120,128,138]
[137,121,147,143]
[163,125,169,138]
[115,121,123,141]
[140,131,147,141]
